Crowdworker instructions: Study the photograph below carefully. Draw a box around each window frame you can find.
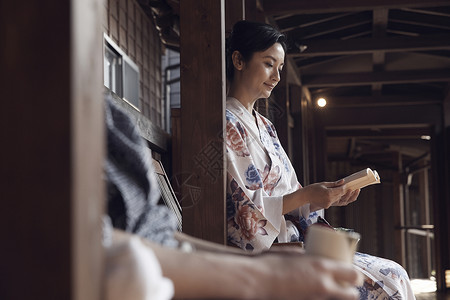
[103,33,140,111]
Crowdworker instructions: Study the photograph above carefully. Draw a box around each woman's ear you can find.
[232,51,244,71]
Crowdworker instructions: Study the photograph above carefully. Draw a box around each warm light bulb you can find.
[317,98,327,107]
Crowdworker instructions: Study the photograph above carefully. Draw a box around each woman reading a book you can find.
[225,20,415,300]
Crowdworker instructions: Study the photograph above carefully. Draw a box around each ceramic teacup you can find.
[304,225,360,263]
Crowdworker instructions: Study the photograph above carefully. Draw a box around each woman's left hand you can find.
[332,188,360,206]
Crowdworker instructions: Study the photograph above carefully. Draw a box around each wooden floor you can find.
[415,292,450,300]
[412,279,450,300]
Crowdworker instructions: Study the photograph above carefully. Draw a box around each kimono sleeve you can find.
[258,116,324,242]
[225,114,283,251]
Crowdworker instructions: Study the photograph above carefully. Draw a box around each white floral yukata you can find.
[225,97,416,300]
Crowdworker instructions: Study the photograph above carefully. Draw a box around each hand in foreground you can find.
[254,253,363,300]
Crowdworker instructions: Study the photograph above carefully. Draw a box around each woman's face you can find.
[240,42,285,101]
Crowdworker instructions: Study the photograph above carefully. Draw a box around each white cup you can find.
[304,225,360,263]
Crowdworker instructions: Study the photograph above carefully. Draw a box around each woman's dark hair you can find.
[226,20,287,81]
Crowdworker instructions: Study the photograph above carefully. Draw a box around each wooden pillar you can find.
[0,0,104,299]
[432,93,450,292]
[311,97,327,183]
[226,0,245,35]
[297,86,315,186]
[225,0,244,94]
[392,153,407,267]
[180,0,227,244]
[245,0,266,22]
[418,164,432,277]
[290,85,304,182]
[273,69,290,153]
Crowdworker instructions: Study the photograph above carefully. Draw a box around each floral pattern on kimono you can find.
[354,252,415,300]
[225,97,322,251]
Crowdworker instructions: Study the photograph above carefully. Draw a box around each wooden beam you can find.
[180,0,226,244]
[0,0,104,299]
[373,8,388,35]
[326,127,432,138]
[321,95,442,108]
[287,11,371,40]
[278,12,356,33]
[401,6,450,18]
[371,8,388,94]
[302,69,450,87]
[295,56,341,68]
[108,92,170,153]
[390,9,450,30]
[317,105,442,128]
[261,0,450,15]
[289,34,450,57]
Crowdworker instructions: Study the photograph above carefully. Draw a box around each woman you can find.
[225,20,415,300]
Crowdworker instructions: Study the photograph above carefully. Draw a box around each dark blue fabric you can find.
[104,95,177,247]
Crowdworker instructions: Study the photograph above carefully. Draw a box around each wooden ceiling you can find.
[261,0,450,169]
[141,0,450,170]
[264,1,450,107]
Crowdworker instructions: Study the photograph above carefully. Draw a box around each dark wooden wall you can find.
[0,0,104,299]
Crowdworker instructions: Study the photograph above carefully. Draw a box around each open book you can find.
[342,168,381,191]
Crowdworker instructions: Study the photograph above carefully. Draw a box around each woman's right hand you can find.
[283,180,358,213]
[302,180,350,209]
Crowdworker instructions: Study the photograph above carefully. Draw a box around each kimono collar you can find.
[226,97,256,119]
[226,97,276,159]
[226,96,261,144]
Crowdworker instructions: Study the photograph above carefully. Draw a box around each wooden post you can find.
[300,87,314,185]
[272,69,290,155]
[226,0,245,35]
[245,0,266,22]
[180,0,227,244]
[432,93,450,291]
[310,93,327,183]
[225,0,245,94]
[392,153,407,267]
[444,94,450,291]
[289,84,304,182]
[0,0,104,299]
